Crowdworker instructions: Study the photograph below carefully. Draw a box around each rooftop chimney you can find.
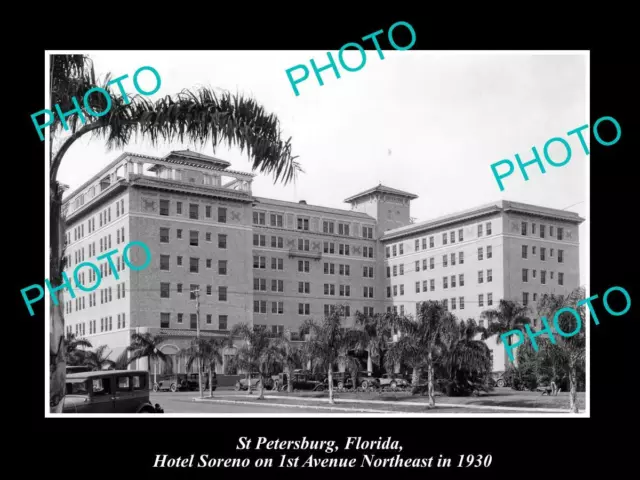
[299,200,307,204]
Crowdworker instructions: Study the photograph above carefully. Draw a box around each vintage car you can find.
[279,371,326,391]
[153,373,216,392]
[379,373,410,389]
[66,365,92,374]
[52,370,164,413]
[234,373,276,391]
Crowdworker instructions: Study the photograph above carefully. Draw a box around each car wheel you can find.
[170,383,177,393]
[153,383,159,392]
[496,379,505,388]
[361,380,369,389]
[315,385,325,392]
[390,381,397,389]
[337,381,344,389]
[234,382,241,391]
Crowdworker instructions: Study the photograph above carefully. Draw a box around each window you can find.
[385,246,390,258]
[550,271,555,280]
[400,285,404,295]
[450,231,455,243]
[392,245,397,257]
[442,254,448,268]
[442,233,447,245]
[451,275,456,288]
[478,224,483,237]
[254,300,267,314]
[522,245,528,259]
[387,287,391,298]
[177,284,182,293]
[399,244,404,255]
[299,282,310,294]
[522,269,528,282]
[532,223,536,235]
[541,270,547,284]
[533,269,537,279]
[297,217,309,230]
[363,226,373,239]
[160,283,170,298]
[422,238,427,249]
[478,247,483,261]
[219,287,228,301]
[533,293,538,302]
[559,272,564,285]
[487,269,493,282]
[557,227,564,240]
[451,297,456,310]
[540,225,546,238]
[422,259,427,270]
[177,313,183,324]
[415,239,420,250]
[451,253,456,266]
[430,257,434,269]
[271,280,284,293]
[430,279,435,291]
[271,214,284,227]
[550,248,554,257]
[478,270,484,284]
[253,256,266,269]
[415,281,420,293]
[218,207,227,223]
[415,260,420,272]
[428,236,433,248]
[298,303,310,315]
[486,222,492,235]
[160,255,170,271]
[459,273,465,287]
[442,300,448,311]
[443,276,448,289]
[189,203,199,220]
[523,292,529,306]
[392,265,397,277]
[218,260,227,275]
[298,238,310,251]
[338,223,350,236]
[190,230,199,246]
[190,314,197,329]
[190,285,199,300]
[254,234,266,247]
[219,315,228,330]
[386,266,391,278]
[478,294,484,307]
[218,234,227,249]
[558,250,564,263]
[190,257,199,273]
[488,293,493,306]
[550,226,555,237]
[160,228,169,243]
[487,246,492,259]
[205,205,212,218]
[160,200,169,216]
[532,246,537,255]
[298,260,310,273]
[393,285,398,296]
[399,264,404,275]
[541,248,546,261]
[422,280,428,292]
[521,222,527,235]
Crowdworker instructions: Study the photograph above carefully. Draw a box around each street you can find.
[151,390,333,414]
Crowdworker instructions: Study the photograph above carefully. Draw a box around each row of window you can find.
[520,221,565,240]
[159,200,227,223]
[159,228,226,248]
[160,312,228,330]
[522,245,564,263]
[66,227,126,270]
[160,255,229,275]
[386,246,493,276]
[387,222,494,258]
[522,269,565,285]
[67,313,127,337]
[65,283,127,315]
[252,211,375,239]
[160,283,228,301]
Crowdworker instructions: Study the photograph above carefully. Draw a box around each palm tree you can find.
[300,311,367,404]
[481,299,532,366]
[180,337,227,398]
[125,332,173,386]
[385,301,457,408]
[440,319,492,392]
[64,332,92,366]
[83,345,116,371]
[274,336,305,393]
[354,311,394,375]
[535,287,586,413]
[48,54,301,406]
[230,323,281,400]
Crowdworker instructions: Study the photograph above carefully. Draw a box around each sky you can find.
[51,51,588,285]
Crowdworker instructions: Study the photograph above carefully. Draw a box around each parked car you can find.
[352,371,381,389]
[52,370,164,413]
[153,372,217,392]
[379,373,410,389]
[327,371,380,389]
[490,371,507,388]
[280,371,326,391]
[66,365,92,375]
[235,373,275,391]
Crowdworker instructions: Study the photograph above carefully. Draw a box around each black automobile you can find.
[280,371,325,391]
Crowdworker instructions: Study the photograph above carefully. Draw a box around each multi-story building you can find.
[61,151,584,374]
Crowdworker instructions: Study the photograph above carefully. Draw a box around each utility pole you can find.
[194,287,203,398]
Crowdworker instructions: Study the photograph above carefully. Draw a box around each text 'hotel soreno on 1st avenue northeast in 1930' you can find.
[59,150,583,373]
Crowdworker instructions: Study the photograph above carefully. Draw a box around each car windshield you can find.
[66,379,89,395]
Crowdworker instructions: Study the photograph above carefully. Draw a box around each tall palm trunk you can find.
[427,353,435,408]
[569,360,578,413]
[411,367,422,387]
[209,365,213,397]
[153,358,157,386]
[327,365,334,404]
[246,372,252,395]
[286,366,293,393]
[257,374,265,400]
[198,359,203,398]
[49,183,66,408]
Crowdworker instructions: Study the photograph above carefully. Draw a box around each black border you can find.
[12,13,636,478]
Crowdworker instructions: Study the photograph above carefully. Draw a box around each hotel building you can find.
[61,150,584,373]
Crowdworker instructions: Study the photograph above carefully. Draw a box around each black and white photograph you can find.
[42,49,591,417]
